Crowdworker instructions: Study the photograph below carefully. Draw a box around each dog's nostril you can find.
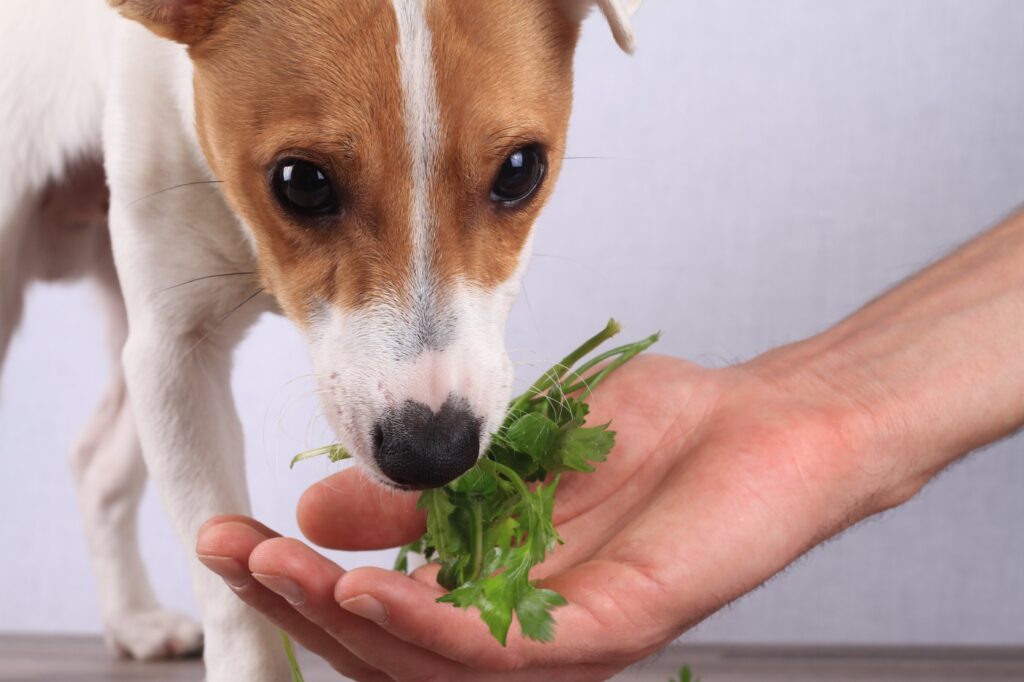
[372,397,482,490]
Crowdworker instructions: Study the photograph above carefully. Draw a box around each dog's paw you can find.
[104,608,204,661]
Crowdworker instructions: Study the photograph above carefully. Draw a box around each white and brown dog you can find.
[0,0,641,679]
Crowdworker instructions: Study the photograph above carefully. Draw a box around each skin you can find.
[198,207,1024,681]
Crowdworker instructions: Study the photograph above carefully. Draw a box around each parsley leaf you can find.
[515,585,568,643]
[501,412,559,462]
[544,422,616,474]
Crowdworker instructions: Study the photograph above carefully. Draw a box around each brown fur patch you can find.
[426,0,578,290]
[31,156,111,282]
[183,0,579,327]
[191,0,414,324]
[110,0,242,45]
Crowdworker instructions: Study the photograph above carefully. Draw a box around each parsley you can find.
[289,443,351,469]
[293,319,658,646]
[671,665,701,682]
[281,631,304,682]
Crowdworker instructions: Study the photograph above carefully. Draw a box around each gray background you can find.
[1,0,1022,644]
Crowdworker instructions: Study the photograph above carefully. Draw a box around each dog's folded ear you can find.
[109,0,238,45]
[558,0,643,54]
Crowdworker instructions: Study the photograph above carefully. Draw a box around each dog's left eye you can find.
[491,145,545,207]
[272,159,339,217]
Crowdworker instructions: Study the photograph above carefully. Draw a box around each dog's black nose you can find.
[373,397,482,489]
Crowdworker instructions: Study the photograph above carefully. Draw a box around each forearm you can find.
[751,208,1024,507]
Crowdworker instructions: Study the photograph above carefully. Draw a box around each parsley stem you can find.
[289,444,351,469]
[561,332,661,397]
[508,319,621,416]
[281,631,304,682]
[469,498,484,581]
[488,460,534,501]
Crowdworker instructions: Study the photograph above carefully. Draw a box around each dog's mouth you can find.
[357,457,458,493]
[364,468,421,492]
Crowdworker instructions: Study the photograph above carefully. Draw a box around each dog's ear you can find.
[109,0,238,45]
[558,0,643,53]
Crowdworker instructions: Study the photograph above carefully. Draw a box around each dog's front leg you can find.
[119,294,289,682]
[108,212,289,681]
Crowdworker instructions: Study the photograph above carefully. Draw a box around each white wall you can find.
[2,0,1023,644]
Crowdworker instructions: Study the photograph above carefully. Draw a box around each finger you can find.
[249,536,467,681]
[198,514,281,541]
[410,560,443,586]
[298,468,424,550]
[332,566,627,673]
[196,521,386,681]
[195,516,279,583]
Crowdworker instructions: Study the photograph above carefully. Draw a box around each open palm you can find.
[198,354,865,680]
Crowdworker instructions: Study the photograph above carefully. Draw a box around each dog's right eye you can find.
[272,159,339,217]
[491,145,545,208]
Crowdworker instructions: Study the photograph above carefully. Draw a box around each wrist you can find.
[736,336,928,520]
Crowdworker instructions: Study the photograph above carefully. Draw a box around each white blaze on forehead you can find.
[302,1,533,484]
[391,0,442,339]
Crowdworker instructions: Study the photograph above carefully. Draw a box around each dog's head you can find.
[113,0,641,489]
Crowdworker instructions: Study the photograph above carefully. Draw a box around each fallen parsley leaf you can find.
[671,664,700,682]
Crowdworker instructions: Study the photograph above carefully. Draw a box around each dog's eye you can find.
[272,159,338,216]
[491,145,545,207]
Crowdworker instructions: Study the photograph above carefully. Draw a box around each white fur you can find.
[0,1,111,369]
[392,0,442,334]
[0,0,204,662]
[0,0,638,679]
[0,1,110,198]
[304,1,525,487]
[103,17,286,682]
[1,2,283,678]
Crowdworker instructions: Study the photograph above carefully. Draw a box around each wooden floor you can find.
[1,634,1023,681]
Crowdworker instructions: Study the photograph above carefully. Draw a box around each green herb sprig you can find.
[671,665,701,682]
[292,320,658,646]
[281,631,304,682]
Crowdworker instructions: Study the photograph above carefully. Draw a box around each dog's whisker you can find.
[185,288,265,356]
[275,372,324,392]
[302,410,329,449]
[531,252,582,264]
[160,271,258,293]
[127,179,225,206]
[274,392,316,444]
[511,361,544,368]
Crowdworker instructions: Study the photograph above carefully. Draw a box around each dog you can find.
[0,0,641,679]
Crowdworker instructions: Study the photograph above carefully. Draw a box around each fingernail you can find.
[253,573,305,606]
[197,555,251,590]
[340,595,388,624]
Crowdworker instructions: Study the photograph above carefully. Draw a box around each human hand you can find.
[197,353,891,680]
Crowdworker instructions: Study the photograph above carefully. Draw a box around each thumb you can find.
[298,468,425,550]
